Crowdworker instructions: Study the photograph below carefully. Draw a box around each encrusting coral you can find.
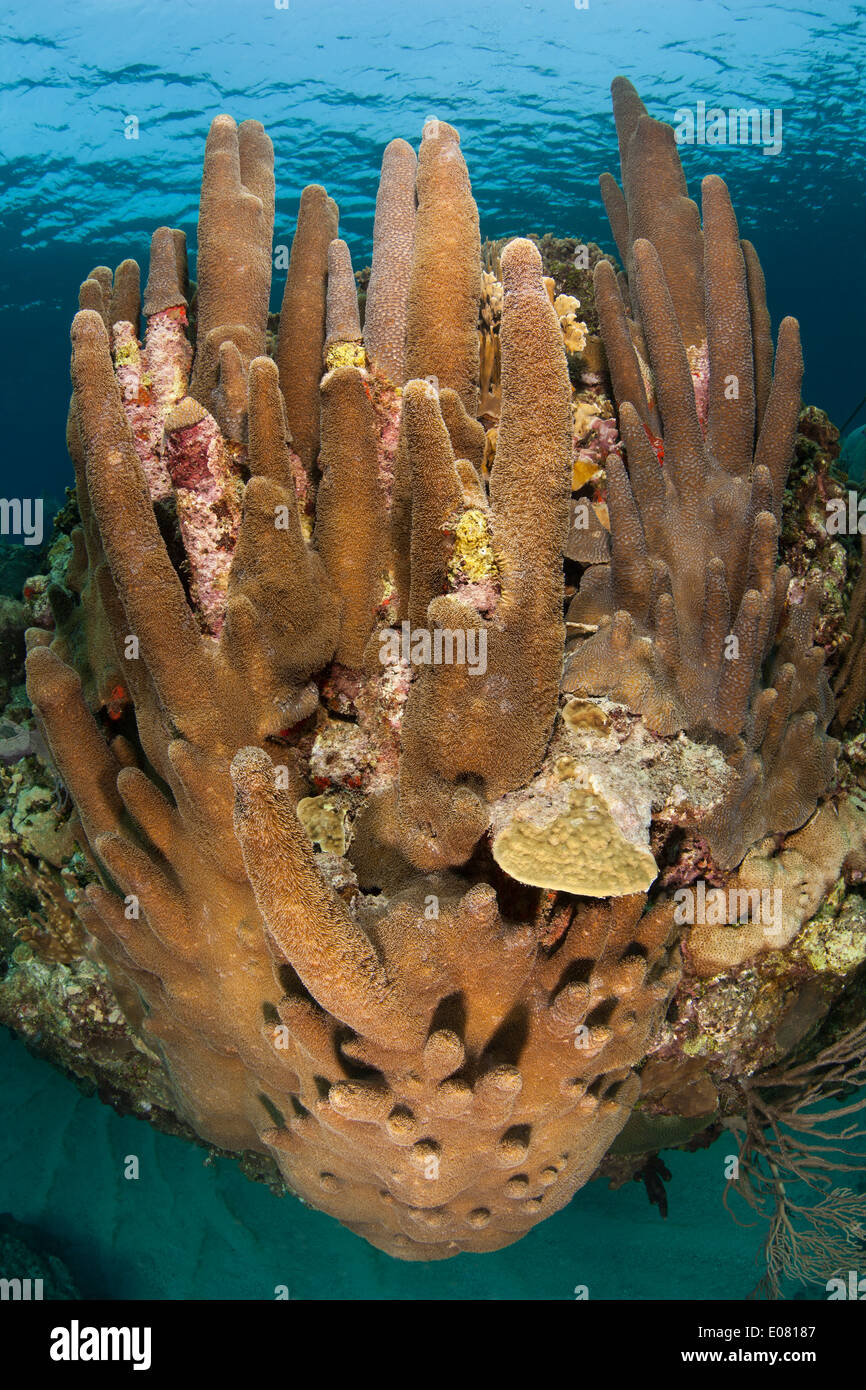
[15,82,866,1264]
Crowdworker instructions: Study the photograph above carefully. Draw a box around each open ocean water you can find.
[0,0,864,1303]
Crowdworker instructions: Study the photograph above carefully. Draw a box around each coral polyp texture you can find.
[16,83,866,1263]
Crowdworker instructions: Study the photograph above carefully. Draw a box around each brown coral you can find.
[564,80,837,867]
[363,138,417,384]
[190,116,275,424]
[405,119,481,415]
[24,111,684,1263]
[276,183,339,476]
[390,238,573,871]
[19,83,849,1268]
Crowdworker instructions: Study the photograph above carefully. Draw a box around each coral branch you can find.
[364,138,417,383]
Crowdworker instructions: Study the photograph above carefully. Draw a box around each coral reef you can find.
[4,80,866,1271]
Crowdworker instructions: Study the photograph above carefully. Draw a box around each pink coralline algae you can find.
[112,321,172,500]
[112,305,194,502]
[163,400,243,636]
[574,410,622,474]
[368,370,403,507]
[146,307,193,416]
[687,340,710,433]
[312,647,412,795]
[288,443,314,538]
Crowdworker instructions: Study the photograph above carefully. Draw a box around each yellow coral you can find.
[114,338,141,368]
[492,782,657,897]
[561,698,611,733]
[554,294,587,354]
[572,457,600,489]
[554,292,579,315]
[325,340,366,371]
[572,399,601,438]
[480,268,502,322]
[448,507,499,582]
[297,794,349,855]
[169,364,188,407]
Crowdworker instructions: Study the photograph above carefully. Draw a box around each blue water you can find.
[1,0,865,1299]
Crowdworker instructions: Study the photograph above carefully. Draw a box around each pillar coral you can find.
[21,84,851,1260]
[363,138,417,384]
[564,78,838,868]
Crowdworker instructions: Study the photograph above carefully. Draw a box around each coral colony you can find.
[14,78,866,1263]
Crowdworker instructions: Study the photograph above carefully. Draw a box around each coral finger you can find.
[231,747,424,1048]
[364,138,417,383]
[276,183,339,475]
